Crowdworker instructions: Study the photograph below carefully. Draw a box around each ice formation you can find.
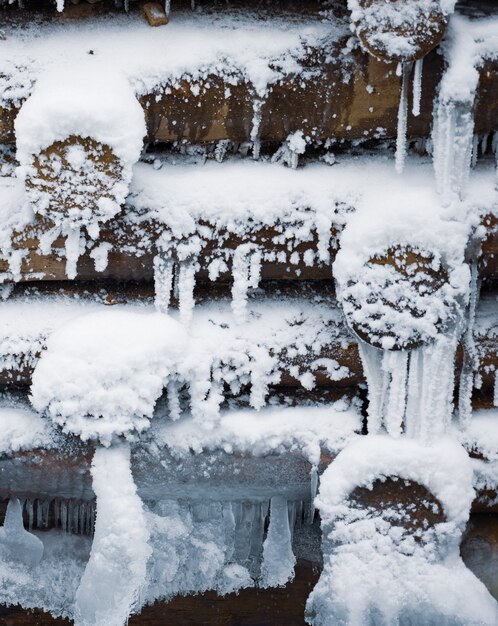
[432,16,498,205]
[75,445,151,626]
[0,498,44,568]
[260,496,296,588]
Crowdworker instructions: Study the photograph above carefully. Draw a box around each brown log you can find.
[1,47,497,147]
[351,0,448,62]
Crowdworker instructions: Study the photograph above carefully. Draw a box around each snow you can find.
[0,287,351,432]
[0,11,344,109]
[348,0,456,61]
[0,404,54,453]
[75,445,151,626]
[457,409,498,462]
[15,68,145,168]
[151,402,361,467]
[31,309,188,444]
[306,435,498,626]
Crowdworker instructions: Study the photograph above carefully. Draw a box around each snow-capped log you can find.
[13,67,145,279]
[306,436,498,626]
[347,0,455,63]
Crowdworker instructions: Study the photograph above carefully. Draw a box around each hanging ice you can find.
[412,58,423,117]
[260,496,295,588]
[231,244,261,323]
[74,445,151,626]
[359,333,458,443]
[395,62,410,174]
[250,98,263,160]
[0,498,44,568]
[154,254,174,314]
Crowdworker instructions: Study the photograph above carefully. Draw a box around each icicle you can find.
[250,98,263,160]
[358,342,384,434]
[178,259,196,325]
[308,466,318,524]
[56,0,64,11]
[260,497,296,588]
[412,58,423,117]
[472,135,479,168]
[75,445,151,626]
[405,349,422,439]
[124,0,129,12]
[42,500,50,528]
[36,500,42,529]
[164,0,170,16]
[395,62,410,174]
[481,134,489,156]
[191,0,195,10]
[0,498,43,567]
[26,499,33,531]
[406,334,458,442]
[154,255,174,314]
[249,248,262,289]
[382,350,409,437]
[61,500,68,532]
[64,227,81,280]
[432,98,475,205]
[231,244,260,323]
[458,262,480,427]
[167,379,181,421]
[494,370,498,408]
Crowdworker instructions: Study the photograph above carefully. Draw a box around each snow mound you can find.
[15,66,145,168]
[30,309,187,444]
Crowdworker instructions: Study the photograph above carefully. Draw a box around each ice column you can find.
[74,444,151,626]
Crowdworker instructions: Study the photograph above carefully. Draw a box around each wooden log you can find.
[3,210,498,284]
[350,0,448,63]
[1,48,497,147]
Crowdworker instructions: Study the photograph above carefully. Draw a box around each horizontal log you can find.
[0,25,497,147]
[1,286,497,395]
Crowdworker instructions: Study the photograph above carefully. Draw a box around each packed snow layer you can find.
[306,435,498,626]
[0,404,54,453]
[151,402,361,466]
[0,10,345,107]
[31,309,188,444]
